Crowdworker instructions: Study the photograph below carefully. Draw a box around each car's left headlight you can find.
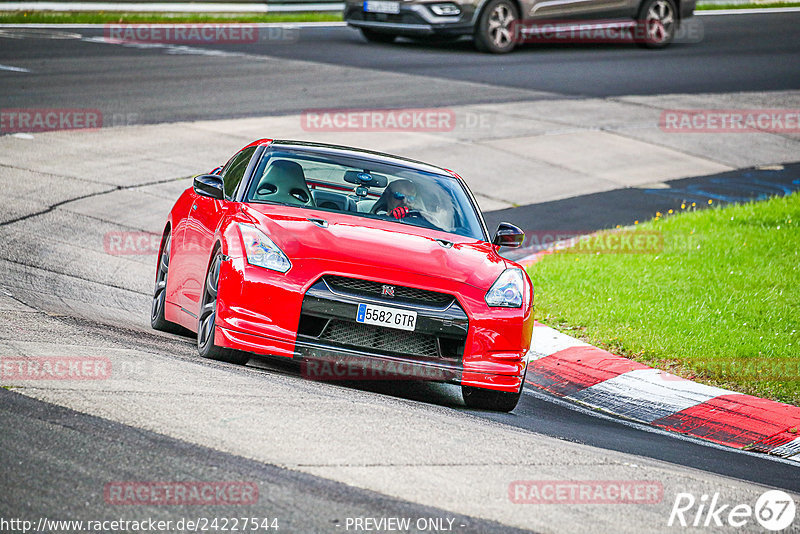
[485,268,525,308]
[237,223,292,273]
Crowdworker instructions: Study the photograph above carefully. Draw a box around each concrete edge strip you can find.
[526,320,800,461]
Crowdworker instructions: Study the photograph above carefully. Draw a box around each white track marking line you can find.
[0,64,30,73]
[697,7,800,15]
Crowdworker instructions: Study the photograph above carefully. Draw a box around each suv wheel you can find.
[474,0,518,54]
[637,0,677,49]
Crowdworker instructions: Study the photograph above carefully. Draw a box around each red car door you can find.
[179,146,258,319]
[181,191,226,317]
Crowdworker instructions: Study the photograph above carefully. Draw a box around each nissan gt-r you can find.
[151,139,533,411]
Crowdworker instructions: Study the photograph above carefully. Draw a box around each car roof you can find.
[259,139,457,178]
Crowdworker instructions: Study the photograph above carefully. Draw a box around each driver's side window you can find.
[221,146,256,200]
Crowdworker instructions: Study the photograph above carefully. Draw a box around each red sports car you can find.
[151,139,533,411]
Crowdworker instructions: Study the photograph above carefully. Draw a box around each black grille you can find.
[318,320,439,359]
[346,8,426,25]
[324,276,454,307]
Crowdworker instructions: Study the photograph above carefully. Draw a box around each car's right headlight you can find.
[429,2,461,15]
[237,223,292,273]
[485,268,525,308]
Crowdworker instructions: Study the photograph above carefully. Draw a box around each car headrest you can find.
[255,160,314,206]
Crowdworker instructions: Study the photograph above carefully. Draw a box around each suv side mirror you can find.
[193,174,225,200]
[493,222,525,248]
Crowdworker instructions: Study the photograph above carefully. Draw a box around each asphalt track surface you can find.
[0,13,797,124]
[0,389,528,533]
[2,10,800,533]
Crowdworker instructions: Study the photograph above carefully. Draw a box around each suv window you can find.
[222,146,256,199]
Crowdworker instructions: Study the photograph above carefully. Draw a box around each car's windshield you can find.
[245,149,486,241]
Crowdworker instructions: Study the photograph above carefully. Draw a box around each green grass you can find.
[0,11,343,24]
[697,2,800,9]
[529,193,800,405]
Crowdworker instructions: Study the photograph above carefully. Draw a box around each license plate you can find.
[356,303,417,332]
[363,0,400,14]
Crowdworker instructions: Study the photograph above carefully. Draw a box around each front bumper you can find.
[214,256,531,393]
[345,3,475,37]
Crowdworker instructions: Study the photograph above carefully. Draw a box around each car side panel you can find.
[163,187,196,330]
[182,194,228,317]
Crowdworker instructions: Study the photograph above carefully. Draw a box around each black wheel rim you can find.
[198,253,221,350]
[151,234,170,322]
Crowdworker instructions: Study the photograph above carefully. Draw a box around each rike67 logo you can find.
[668,490,796,531]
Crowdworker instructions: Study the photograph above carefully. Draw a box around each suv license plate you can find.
[356,303,417,331]
[363,1,400,13]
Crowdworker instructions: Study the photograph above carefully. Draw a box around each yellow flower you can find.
[681,203,686,209]
[668,209,673,214]
[656,212,662,217]
[634,220,639,225]
[708,199,713,204]
[692,202,696,207]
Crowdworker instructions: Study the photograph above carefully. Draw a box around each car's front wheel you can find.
[360,28,397,43]
[198,250,249,365]
[462,375,524,412]
[474,0,518,54]
[151,232,184,334]
[637,0,677,49]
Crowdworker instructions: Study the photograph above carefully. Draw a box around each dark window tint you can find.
[222,146,256,199]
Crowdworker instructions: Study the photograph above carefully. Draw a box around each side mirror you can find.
[193,174,224,200]
[493,222,525,248]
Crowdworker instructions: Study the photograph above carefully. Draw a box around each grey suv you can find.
[345,0,695,52]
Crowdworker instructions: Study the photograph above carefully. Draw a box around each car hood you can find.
[240,204,506,289]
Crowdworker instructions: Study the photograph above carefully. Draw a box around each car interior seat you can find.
[253,160,314,207]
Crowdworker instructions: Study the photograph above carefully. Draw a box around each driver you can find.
[385,180,418,219]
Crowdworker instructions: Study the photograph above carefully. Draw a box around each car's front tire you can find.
[151,232,185,334]
[360,28,397,43]
[636,0,677,49]
[474,0,518,54]
[198,250,249,365]
[462,383,522,412]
